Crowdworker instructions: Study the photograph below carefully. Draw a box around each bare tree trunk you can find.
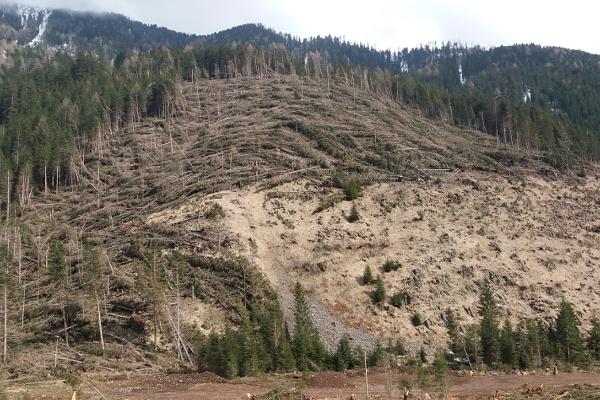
[21,286,25,328]
[96,293,105,357]
[44,163,48,194]
[3,278,7,365]
[6,171,9,225]
[364,352,369,400]
[62,298,69,347]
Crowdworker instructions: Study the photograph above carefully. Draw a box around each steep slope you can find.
[1,5,599,157]
[0,3,198,54]
[7,74,598,373]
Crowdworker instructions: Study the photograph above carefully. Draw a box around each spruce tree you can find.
[432,351,449,398]
[275,329,296,372]
[368,341,386,367]
[292,282,326,371]
[500,320,517,368]
[362,266,373,285]
[444,308,460,354]
[335,336,353,371]
[516,323,532,370]
[347,203,360,223]
[372,277,386,304]
[48,240,68,284]
[587,317,600,361]
[220,329,240,378]
[526,321,543,368]
[202,332,227,376]
[479,279,500,367]
[238,308,260,376]
[262,301,296,372]
[556,300,583,364]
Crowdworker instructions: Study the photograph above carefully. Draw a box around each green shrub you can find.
[390,292,407,308]
[333,173,362,200]
[388,337,406,356]
[399,377,412,390]
[313,196,338,214]
[362,266,374,285]
[383,260,401,272]
[342,178,362,200]
[347,203,360,223]
[205,203,225,219]
[372,277,386,304]
[419,347,427,363]
[577,168,587,178]
[412,312,423,327]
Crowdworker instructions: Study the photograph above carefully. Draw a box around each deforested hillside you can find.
[2,68,598,375]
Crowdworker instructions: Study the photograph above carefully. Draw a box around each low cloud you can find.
[0,0,598,54]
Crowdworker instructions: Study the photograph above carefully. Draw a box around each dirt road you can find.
[95,371,600,400]
[6,370,600,399]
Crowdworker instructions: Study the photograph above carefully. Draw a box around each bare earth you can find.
[147,170,600,353]
[7,371,599,399]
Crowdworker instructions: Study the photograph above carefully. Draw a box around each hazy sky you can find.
[2,0,599,54]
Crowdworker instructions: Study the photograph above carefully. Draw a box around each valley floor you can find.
[5,370,600,399]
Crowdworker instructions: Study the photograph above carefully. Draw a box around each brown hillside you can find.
[10,74,600,370]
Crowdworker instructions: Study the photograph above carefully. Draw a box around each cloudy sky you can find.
[2,0,599,54]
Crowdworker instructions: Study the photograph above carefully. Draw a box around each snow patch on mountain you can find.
[27,9,52,47]
[523,86,532,103]
[458,62,466,85]
[17,5,42,28]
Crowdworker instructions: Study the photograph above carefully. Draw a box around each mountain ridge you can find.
[2,3,598,159]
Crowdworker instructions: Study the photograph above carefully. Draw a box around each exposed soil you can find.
[306,371,354,388]
[149,168,600,354]
[7,371,599,399]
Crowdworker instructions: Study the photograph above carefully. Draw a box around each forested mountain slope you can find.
[1,5,600,158]
[0,3,199,54]
[0,4,599,377]
[1,63,599,374]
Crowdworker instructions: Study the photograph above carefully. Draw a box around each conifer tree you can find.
[587,317,600,361]
[202,332,229,377]
[368,341,386,367]
[362,266,373,285]
[372,277,386,304]
[516,323,532,370]
[260,301,295,372]
[525,321,543,368]
[292,282,326,371]
[335,336,353,371]
[479,279,500,367]
[222,329,242,378]
[48,239,73,346]
[444,308,460,354]
[347,203,360,223]
[500,320,517,368]
[238,308,260,376]
[419,347,427,364]
[433,351,449,399]
[275,328,296,372]
[48,240,68,284]
[556,300,583,364]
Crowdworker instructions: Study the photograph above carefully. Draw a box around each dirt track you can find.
[94,371,600,400]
